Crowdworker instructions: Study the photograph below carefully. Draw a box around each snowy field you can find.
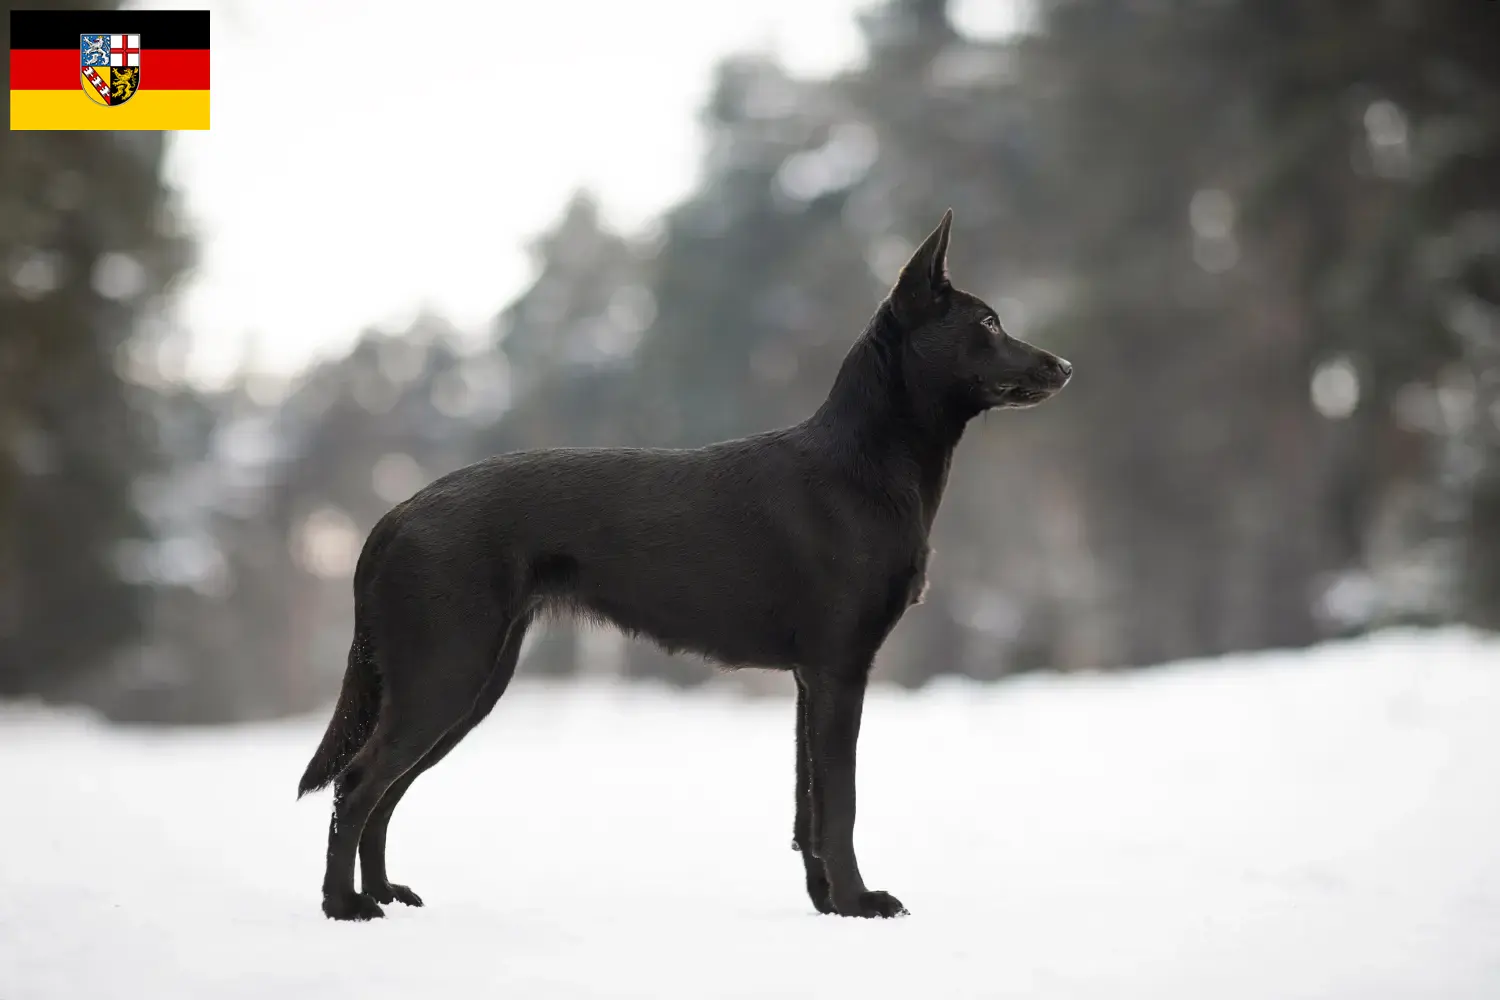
[3,629,1499,1000]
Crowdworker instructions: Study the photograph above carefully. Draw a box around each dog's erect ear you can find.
[890,209,954,323]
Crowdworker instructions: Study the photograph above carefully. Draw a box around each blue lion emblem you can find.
[81,34,109,67]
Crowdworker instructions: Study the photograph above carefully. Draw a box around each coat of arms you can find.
[80,34,141,107]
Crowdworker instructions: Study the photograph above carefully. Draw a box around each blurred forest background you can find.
[3,0,1497,723]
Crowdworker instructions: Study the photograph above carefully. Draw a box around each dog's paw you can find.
[831,889,908,919]
[365,881,424,907]
[322,891,385,921]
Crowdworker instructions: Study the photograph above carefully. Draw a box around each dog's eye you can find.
[981,315,1001,335]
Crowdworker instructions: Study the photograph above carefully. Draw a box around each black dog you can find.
[298,210,1072,921]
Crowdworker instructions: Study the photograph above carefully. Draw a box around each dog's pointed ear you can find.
[890,209,953,324]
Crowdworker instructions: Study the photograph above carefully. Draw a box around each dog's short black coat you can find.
[298,210,1072,921]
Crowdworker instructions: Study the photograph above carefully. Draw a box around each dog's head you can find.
[886,210,1072,416]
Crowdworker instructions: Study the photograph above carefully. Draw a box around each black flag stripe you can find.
[9,10,210,50]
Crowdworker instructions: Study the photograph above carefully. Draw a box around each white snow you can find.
[3,628,1499,999]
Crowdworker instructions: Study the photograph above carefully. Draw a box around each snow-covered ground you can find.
[3,629,1498,1000]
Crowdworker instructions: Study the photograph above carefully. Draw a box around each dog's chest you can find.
[860,540,932,616]
[905,545,931,607]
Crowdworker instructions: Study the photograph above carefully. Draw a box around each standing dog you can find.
[298,210,1072,921]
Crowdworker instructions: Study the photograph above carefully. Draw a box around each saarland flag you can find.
[9,9,210,130]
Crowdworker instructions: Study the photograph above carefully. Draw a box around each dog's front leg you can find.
[793,671,834,913]
[802,667,907,918]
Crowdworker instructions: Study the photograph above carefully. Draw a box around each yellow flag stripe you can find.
[10,88,209,130]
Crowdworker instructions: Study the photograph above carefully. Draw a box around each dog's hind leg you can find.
[792,671,834,913]
[322,715,449,921]
[320,590,505,921]
[358,613,530,907]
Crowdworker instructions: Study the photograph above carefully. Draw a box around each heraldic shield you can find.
[80,33,141,106]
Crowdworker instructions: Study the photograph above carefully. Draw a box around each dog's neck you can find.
[808,302,968,528]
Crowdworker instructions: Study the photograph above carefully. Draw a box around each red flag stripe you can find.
[9,49,210,90]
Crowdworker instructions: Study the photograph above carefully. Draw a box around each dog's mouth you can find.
[987,382,1063,409]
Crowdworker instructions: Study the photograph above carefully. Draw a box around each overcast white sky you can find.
[132,0,1019,387]
[127,0,863,386]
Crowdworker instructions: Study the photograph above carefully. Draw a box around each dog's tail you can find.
[296,616,380,798]
[297,516,397,799]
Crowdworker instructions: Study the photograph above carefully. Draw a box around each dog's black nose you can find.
[1056,358,1073,378]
